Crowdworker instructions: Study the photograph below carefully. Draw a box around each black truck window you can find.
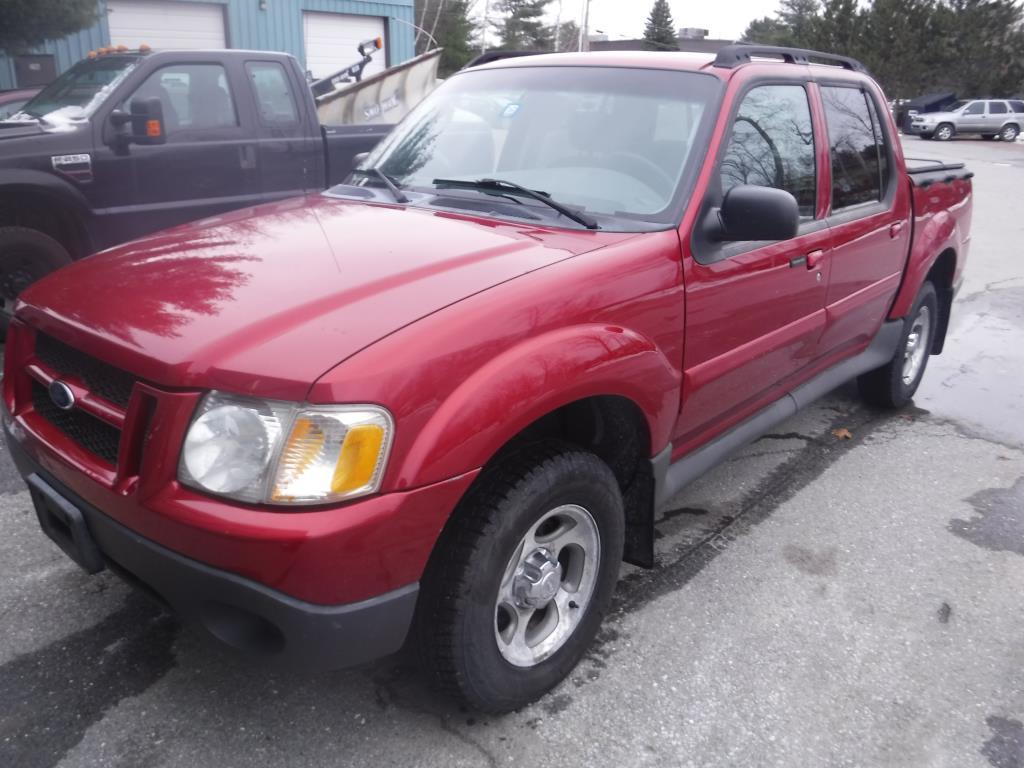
[822,86,885,210]
[246,61,299,126]
[126,64,238,136]
[720,85,817,217]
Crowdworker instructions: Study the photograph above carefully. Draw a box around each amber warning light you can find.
[146,119,162,138]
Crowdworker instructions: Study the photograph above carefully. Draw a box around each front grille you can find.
[34,334,136,409]
[32,381,121,465]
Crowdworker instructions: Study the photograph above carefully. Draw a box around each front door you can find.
[958,100,986,133]
[675,82,830,447]
[96,60,261,243]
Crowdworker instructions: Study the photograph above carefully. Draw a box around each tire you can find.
[934,123,955,141]
[415,441,625,713]
[0,226,72,333]
[1000,124,1019,142]
[857,281,938,409]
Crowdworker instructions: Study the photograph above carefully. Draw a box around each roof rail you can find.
[464,50,545,69]
[713,44,866,73]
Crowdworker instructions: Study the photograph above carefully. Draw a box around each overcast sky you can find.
[475,1,782,43]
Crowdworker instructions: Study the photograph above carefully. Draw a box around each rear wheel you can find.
[0,227,72,333]
[934,123,954,141]
[416,442,624,713]
[1000,124,1020,142]
[858,281,938,409]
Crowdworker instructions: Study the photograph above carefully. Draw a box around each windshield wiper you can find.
[432,178,599,230]
[350,167,409,204]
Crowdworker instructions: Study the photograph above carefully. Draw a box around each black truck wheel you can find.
[0,227,72,333]
[415,442,624,713]
[858,281,938,409]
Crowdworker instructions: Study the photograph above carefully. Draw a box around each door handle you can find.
[889,221,904,238]
[789,250,824,269]
[239,145,257,170]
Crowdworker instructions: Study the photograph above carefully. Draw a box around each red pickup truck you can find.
[3,46,972,713]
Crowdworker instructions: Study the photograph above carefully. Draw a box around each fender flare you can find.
[392,323,681,489]
[888,208,961,320]
[0,170,96,255]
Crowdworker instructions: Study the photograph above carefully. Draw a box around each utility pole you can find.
[481,0,489,53]
[578,0,592,52]
[553,0,563,51]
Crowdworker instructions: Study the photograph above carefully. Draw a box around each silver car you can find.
[910,99,1023,141]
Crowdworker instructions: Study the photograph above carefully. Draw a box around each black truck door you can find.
[95,60,261,242]
[244,59,322,200]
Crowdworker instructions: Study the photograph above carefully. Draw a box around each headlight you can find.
[179,391,394,506]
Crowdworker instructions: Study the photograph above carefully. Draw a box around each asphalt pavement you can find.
[1,136,1022,768]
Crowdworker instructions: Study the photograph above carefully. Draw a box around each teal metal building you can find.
[0,0,415,90]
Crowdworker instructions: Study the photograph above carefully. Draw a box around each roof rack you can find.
[713,44,866,73]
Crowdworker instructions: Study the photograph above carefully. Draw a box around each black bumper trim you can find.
[6,427,418,670]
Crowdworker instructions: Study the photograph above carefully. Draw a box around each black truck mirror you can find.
[711,185,799,242]
[129,97,167,145]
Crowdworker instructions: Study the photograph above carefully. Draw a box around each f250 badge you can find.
[51,153,93,183]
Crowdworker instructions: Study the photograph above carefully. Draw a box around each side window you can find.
[125,64,237,137]
[988,101,1009,115]
[964,102,984,115]
[822,86,886,210]
[1009,100,1024,113]
[720,85,816,217]
[246,61,300,126]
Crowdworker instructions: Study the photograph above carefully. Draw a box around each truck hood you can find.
[18,194,634,401]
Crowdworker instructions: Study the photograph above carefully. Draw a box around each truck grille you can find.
[34,333,136,409]
[31,380,122,465]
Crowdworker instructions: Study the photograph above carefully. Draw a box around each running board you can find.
[653,319,903,508]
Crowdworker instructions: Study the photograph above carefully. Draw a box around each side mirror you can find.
[352,151,370,168]
[710,185,799,242]
[110,97,167,147]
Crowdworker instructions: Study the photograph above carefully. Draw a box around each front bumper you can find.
[8,434,418,670]
[907,122,934,135]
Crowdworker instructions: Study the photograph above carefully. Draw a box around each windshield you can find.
[352,65,720,230]
[13,56,140,123]
[948,100,968,111]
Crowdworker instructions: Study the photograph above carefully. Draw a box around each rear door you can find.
[244,59,321,199]
[675,81,831,445]
[817,83,910,357]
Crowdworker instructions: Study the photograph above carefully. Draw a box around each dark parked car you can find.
[4,45,972,714]
[0,49,388,326]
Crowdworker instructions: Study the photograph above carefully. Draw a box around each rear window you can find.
[822,86,887,210]
[1010,100,1024,113]
[246,61,300,126]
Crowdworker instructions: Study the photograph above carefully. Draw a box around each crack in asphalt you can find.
[0,593,177,768]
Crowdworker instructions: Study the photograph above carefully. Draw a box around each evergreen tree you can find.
[642,0,678,51]
[414,0,477,76]
[0,0,98,53]
[493,0,553,50]
[550,20,581,52]
[741,16,794,46]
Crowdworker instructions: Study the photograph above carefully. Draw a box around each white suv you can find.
[910,99,1023,141]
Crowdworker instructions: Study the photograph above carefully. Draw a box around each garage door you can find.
[107,0,227,50]
[303,12,387,81]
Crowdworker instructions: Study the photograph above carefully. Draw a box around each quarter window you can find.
[1009,100,1024,113]
[988,101,1008,114]
[125,64,238,137]
[720,85,816,217]
[247,61,300,126]
[822,86,887,210]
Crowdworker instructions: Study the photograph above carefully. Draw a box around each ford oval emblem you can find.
[48,380,76,411]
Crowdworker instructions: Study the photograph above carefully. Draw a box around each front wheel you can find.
[934,123,954,141]
[415,442,624,713]
[858,281,938,409]
[0,227,73,333]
